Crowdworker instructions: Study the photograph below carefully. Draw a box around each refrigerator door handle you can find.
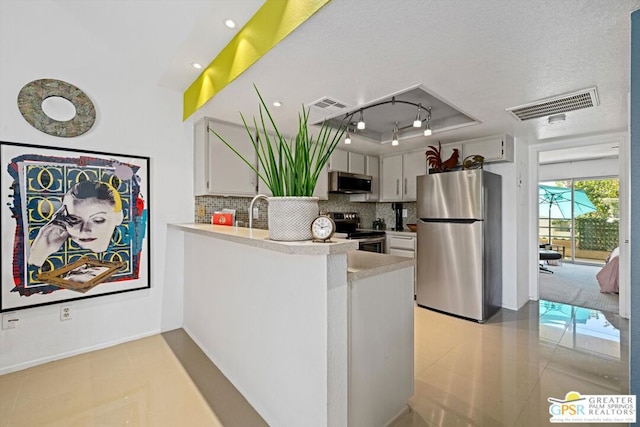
[418,218,481,224]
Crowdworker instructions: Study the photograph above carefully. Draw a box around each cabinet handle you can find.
[396,179,400,195]
[404,178,407,194]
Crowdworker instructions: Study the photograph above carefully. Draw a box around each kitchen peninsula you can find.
[168,223,415,427]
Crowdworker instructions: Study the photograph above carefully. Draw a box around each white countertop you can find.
[169,223,358,255]
[347,250,415,281]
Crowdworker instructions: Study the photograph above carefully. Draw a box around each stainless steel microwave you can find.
[328,171,372,194]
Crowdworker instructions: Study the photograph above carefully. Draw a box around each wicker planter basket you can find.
[267,197,319,241]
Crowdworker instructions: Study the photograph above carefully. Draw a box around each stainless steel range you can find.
[327,212,385,253]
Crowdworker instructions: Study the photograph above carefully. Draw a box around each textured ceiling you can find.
[5,0,639,161]
[183,0,639,158]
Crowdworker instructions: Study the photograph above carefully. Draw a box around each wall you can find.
[515,139,532,309]
[0,1,192,373]
[484,160,520,310]
[629,7,639,402]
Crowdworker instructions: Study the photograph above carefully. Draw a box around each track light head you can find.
[423,107,432,136]
[357,110,365,130]
[413,104,422,127]
[392,121,399,146]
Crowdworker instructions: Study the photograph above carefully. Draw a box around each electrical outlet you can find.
[60,305,72,321]
[2,312,18,329]
[197,205,205,216]
[253,207,259,219]
[402,209,408,218]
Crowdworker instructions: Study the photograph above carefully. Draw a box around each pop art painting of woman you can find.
[0,142,150,312]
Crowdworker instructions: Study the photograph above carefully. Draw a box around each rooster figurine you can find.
[426,141,460,172]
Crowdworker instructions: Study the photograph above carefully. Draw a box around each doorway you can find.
[529,134,629,318]
[538,177,619,266]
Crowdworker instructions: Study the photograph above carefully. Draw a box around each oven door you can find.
[357,237,385,253]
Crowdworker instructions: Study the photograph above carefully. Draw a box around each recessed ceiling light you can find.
[272,101,282,107]
[191,62,202,69]
[224,19,236,29]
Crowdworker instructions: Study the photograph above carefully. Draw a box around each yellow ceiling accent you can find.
[183,0,331,120]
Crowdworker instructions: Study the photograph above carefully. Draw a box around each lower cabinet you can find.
[386,233,417,295]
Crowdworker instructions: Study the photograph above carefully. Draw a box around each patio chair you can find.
[539,245,562,273]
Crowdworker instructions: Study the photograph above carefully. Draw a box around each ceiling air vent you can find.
[306,97,350,116]
[506,87,599,121]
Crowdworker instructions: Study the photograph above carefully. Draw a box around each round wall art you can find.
[17,79,96,137]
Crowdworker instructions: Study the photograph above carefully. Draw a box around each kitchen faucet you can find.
[248,194,268,229]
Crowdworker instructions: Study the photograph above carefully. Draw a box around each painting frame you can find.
[1,141,151,312]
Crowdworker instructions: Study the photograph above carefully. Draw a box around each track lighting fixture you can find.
[342,100,434,146]
[391,122,399,146]
[413,104,422,128]
[356,109,365,130]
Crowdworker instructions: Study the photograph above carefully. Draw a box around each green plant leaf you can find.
[208,85,347,197]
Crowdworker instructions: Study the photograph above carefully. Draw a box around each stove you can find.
[327,212,385,253]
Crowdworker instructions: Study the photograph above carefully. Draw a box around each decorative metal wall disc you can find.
[17,79,96,137]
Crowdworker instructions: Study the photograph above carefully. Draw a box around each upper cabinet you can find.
[348,152,366,175]
[194,118,257,197]
[380,150,427,202]
[460,134,514,163]
[329,149,366,174]
[350,155,380,202]
[329,149,349,172]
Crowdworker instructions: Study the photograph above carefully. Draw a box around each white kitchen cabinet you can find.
[348,152,366,175]
[460,134,514,163]
[380,150,426,202]
[386,234,416,255]
[330,149,367,175]
[329,148,349,172]
[380,154,403,201]
[386,232,417,295]
[403,151,426,200]
[350,155,379,202]
[194,118,257,197]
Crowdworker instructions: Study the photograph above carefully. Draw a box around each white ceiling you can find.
[6,0,639,161]
[174,0,640,159]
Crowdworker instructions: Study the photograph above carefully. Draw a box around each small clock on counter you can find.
[311,215,336,242]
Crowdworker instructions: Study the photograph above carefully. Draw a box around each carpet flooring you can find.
[539,261,619,313]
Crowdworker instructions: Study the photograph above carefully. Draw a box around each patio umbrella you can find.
[539,184,597,243]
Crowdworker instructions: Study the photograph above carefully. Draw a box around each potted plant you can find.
[209,85,346,241]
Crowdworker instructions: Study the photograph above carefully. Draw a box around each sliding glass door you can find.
[538,177,618,265]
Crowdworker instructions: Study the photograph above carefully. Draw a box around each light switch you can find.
[197,205,205,216]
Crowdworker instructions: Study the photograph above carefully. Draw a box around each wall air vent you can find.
[506,87,599,121]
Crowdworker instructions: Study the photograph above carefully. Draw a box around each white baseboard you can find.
[0,329,161,376]
[384,405,411,427]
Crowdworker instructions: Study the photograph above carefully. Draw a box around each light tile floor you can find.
[400,300,629,427]
[0,300,629,427]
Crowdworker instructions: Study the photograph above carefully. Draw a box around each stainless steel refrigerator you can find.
[416,169,502,322]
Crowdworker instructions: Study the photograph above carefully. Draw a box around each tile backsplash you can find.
[195,194,417,231]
